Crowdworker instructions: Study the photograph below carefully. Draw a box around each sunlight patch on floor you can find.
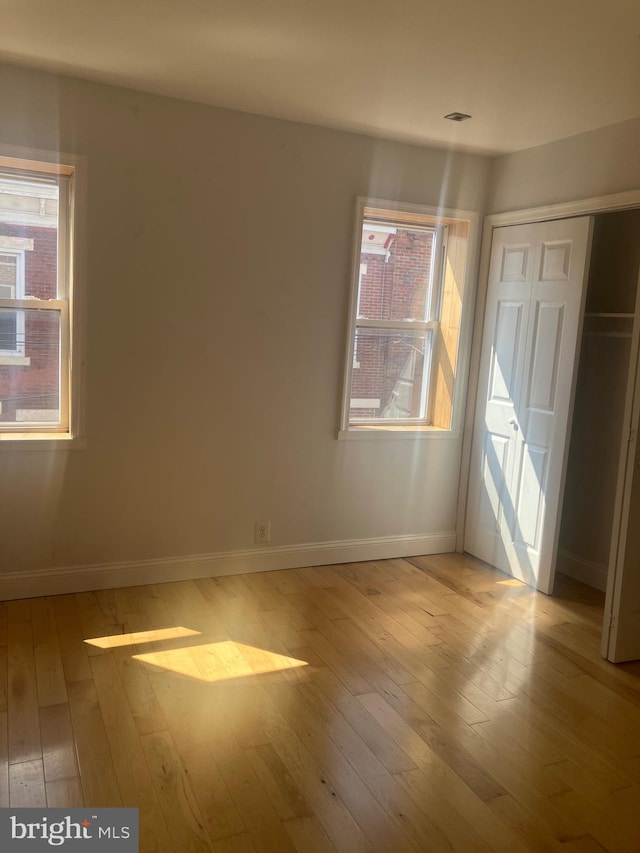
[133,640,308,682]
[84,626,202,649]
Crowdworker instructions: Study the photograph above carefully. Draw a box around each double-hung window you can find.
[0,155,76,438]
[341,199,475,434]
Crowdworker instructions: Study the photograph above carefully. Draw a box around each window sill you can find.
[0,355,31,366]
[0,433,87,450]
[338,427,461,441]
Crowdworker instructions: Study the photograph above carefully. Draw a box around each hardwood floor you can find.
[1,552,640,852]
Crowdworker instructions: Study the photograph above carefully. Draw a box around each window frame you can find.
[0,148,83,445]
[339,197,479,438]
[350,220,446,427]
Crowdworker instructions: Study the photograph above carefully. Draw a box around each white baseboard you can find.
[557,548,608,592]
[0,531,456,601]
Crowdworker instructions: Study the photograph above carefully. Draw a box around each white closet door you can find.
[465,217,593,593]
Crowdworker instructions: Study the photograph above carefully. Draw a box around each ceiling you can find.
[1,0,640,155]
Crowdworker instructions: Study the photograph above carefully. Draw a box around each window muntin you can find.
[0,163,72,436]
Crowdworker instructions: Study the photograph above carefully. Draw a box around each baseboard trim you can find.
[0,531,456,600]
[557,548,608,592]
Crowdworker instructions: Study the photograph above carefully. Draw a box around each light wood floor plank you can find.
[178,742,248,843]
[293,673,483,852]
[0,643,7,714]
[7,599,31,625]
[282,815,338,853]
[53,595,93,683]
[9,758,45,807]
[143,612,299,853]
[329,616,417,686]
[90,652,175,852]
[7,620,41,764]
[0,602,7,643]
[0,710,8,807]
[213,833,258,853]
[45,776,85,807]
[31,597,68,707]
[140,729,212,853]
[250,685,382,852]
[300,666,417,775]
[144,671,247,843]
[39,702,79,782]
[113,645,168,736]
[244,742,312,821]
[66,679,122,807]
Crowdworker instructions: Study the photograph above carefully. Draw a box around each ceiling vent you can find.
[444,112,472,122]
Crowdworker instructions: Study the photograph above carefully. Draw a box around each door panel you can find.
[501,244,530,281]
[465,217,593,592]
[477,433,510,533]
[490,301,524,402]
[527,303,564,412]
[512,442,547,550]
[539,241,571,281]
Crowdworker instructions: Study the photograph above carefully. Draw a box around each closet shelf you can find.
[584,312,635,318]
[583,330,632,338]
[583,312,634,339]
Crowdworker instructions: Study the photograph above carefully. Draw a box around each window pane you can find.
[0,254,20,353]
[0,308,18,352]
[350,327,433,421]
[0,253,17,286]
[0,175,59,298]
[0,308,61,424]
[358,224,435,322]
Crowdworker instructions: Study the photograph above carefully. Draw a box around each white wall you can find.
[0,63,491,593]
[488,117,640,213]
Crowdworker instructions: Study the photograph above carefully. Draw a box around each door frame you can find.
[458,189,640,642]
[601,266,640,660]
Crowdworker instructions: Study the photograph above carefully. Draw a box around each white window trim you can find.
[0,144,86,445]
[339,197,481,440]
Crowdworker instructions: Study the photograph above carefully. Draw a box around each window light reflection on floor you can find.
[134,640,308,682]
[84,626,202,649]
[84,628,308,682]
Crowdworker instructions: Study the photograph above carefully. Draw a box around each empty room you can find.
[1,1,640,851]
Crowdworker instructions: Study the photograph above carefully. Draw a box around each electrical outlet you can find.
[255,520,271,545]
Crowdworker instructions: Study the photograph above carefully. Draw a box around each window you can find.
[0,156,76,438]
[341,199,474,434]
